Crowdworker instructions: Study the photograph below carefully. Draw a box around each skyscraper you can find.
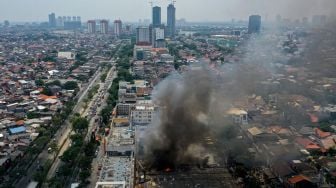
[136,27,151,45]
[167,4,176,38]
[87,20,96,33]
[100,20,109,34]
[312,15,327,26]
[152,27,165,48]
[248,15,261,34]
[152,6,161,28]
[48,13,56,28]
[4,20,9,27]
[63,16,81,30]
[114,20,122,38]
[56,16,63,27]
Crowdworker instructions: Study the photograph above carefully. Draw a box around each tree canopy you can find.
[63,81,79,90]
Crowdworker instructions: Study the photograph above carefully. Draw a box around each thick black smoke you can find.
[143,20,336,170]
[144,67,217,170]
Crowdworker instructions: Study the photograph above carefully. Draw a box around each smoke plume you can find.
[143,67,219,170]
[143,19,336,170]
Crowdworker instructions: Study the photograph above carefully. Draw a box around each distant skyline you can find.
[0,0,335,23]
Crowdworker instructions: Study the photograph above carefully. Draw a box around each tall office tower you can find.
[167,4,176,38]
[152,6,161,27]
[114,20,122,38]
[276,14,282,23]
[77,16,81,22]
[48,13,56,27]
[125,25,131,33]
[136,26,151,45]
[312,15,327,26]
[56,16,63,27]
[302,17,309,26]
[87,20,96,33]
[248,15,261,34]
[67,16,71,22]
[4,20,9,27]
[72,16,77,22]
[100,20,109,34]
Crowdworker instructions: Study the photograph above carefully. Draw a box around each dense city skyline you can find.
[1,0,336,22]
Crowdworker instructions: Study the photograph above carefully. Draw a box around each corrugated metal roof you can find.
[9,126,26,134]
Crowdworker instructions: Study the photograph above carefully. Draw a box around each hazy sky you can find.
[0,0,335,22]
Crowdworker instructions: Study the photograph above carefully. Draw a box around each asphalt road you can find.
[59,65,116,187]
[87,68,117,187]
[44,68,104,184]
[14,68,102,188]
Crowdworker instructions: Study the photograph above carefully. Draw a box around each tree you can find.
[70,134,84,147]
[220,57,225,63]
[72,117,89,133]
[79,169,91,183]
[35,79,45,87]
[52,115,62,126]
[41,87,53,96]
[49,141,59,158]
[27,111,40,119]
[100,73,108,82]
[46,80,62,87]
[63,81,79,90]
[78,155,92,169]
[0,166,5,176]
[61,146,81,163]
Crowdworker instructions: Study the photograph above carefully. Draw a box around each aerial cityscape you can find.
[0,0,336,188]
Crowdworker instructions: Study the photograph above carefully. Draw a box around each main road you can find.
[15,67,102,188]
[44,66,108,185]
[47,42,124,187]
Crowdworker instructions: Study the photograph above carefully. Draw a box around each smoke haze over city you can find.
[1,0,336,22]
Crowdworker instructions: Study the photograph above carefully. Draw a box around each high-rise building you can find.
[136,26,151,45]
[64,17,81,30]
[56,16,63,27]
[114,20,122,38]
[302,17,309,25]
[100,20,109,34]
[4,20,9,27]
[48,13,56,28]
[152,27,165,48]
[77,16,81,22]
[276,15,282,23]
[312,15,327,26]
[87,20,96,33]
[152,6,161,27]
[125,25,131,33]
[248,15,261,34]
[167,4,176,38]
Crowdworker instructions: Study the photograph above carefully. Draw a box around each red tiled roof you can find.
[295,137,320,150]
[315,128,331,138]
[288,175,310,184]
[308,113,319,123]
[16,120,25,126]
[38,94,57,100]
